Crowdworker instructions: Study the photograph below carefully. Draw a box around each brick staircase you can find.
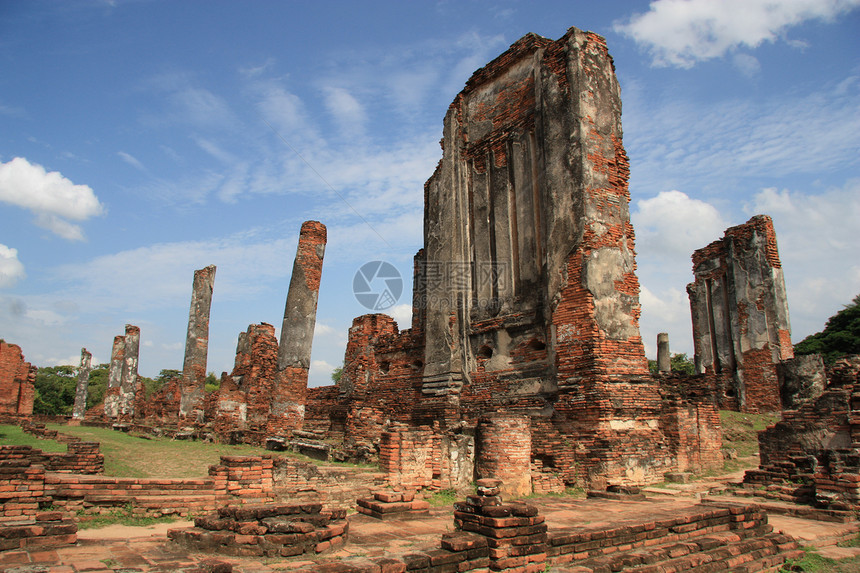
[547,502,803,573]
[44,473,218,517]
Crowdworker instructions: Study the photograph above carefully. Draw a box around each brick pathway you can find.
[0,493,857,572]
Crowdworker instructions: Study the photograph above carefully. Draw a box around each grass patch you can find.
[76,503,178,530]
[780,548,860,572]
[427,488,459,507]
[43,424,275,478]
[0,424,68,452]
[720,410,781,458]
[838,535,860,548]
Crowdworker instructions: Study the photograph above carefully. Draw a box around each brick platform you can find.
[168,502,348,558]
[356,490,431,520]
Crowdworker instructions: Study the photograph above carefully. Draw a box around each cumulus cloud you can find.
[615,0,860,68]
[0,244,25,288]
[633,190,727,257]
[0,157,104,240]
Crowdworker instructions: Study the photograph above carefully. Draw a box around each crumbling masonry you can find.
[179,264,216,423]
[303,28,723,489]
[72,348,91,420]
[688,215,793,412]
[0,341,35,419]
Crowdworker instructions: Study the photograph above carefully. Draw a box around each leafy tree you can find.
[86,364,110,409]
[331,366,343,383]
[648,353,695,375]
[795,294,860,364]
[33,365,77,415]
[205,372,220,393]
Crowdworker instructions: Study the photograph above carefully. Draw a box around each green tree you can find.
[33,365,77,415]
[331,365,343,383]
[205,372,220,393]
[795,294,860,364]
[86,364,110,409]
[647,353,696,375]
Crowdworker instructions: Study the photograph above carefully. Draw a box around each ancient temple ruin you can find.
[81,27,724,492]
[687,215,794,412]
[302,28,722,489]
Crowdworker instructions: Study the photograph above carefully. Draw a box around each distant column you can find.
[657,333,671,373]
[179,265,216,423]
[118,324,140,419]
[103,335,125,419]
[72,348,92,420]
[268,221,327,435]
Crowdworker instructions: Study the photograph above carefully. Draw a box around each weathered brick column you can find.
[118,324,140,419]
[268,221,326,436]
[72,348,92,420]
[103,335,125,419]
[476,413,532,498]
[179,264,216,423]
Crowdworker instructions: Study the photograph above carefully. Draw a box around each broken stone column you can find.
[178,264,216,423]
[118,324,140,419]
[268,221,327,436]
[72,348,92,420]
[103,335,125,419]
[657,333,671,373]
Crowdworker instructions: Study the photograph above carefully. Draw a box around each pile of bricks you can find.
[356,489,430,520]
[168,502,348,558]
[530,459,565,495]
[0,511,77,552]
[453,478,548,573]
[210,455,273,503]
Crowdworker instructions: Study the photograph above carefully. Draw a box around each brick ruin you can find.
[687,215,796,412]
[101,324,140,421]
[0,341,35,420]
[71,347,91,421]
[69,28,726,492]
[300,27,723,490]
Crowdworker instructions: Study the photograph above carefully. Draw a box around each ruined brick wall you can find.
[688,215,792,412]
[745,356,860,510]
[208,323,279,441]
[0,341,35,417]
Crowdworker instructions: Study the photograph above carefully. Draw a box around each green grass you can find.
[76,503,179,530]
[780,548,860,572]
[427,488,459,507]
[44,424,275,478]
[0,424,68,452]
[720,410,781,458]
[838,535,860,549]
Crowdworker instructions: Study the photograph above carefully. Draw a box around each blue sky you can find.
[1,0,859,386]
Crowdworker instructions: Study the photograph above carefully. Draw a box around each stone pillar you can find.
[103,335,125,419]
[657,333,671,373]
[72,348,92,420]
[118,324,140,419]
[179,264,216,423]
[476,413,531,498]
[268,221,327,436]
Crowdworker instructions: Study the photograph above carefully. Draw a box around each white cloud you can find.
[0,157,105,240]
[732,53,761,77]
[117,151,145,171]
[388,303,413,330]
[634,190,728,257]
[0,244,25,288]
[615,0,860,68]
[322,86,366,137]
